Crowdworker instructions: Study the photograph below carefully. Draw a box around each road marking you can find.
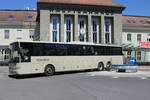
[90,74,96,77]
[140,77,147,80]
[112,76,119,79]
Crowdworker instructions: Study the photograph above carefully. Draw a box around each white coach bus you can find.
[9,41,123,76]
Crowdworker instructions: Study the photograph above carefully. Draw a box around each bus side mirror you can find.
[24,56,29,62]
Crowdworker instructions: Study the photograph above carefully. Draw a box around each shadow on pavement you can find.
[8,74,46,79]
[8,69,97,79]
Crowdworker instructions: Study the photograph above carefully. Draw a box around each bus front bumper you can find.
[9,66,20,75]
[9,68,19,75]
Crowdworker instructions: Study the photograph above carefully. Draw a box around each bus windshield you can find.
[10,42,32,63]
[10,42,20,63]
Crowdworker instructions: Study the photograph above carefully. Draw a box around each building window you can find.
[0,49,2,61]
[79,20,85,41]
[50,16,59,42]
[53,31,57,42]
[105,20,110,32]
[146,21,150,24]
[27,16,33,19]
[127,51,131,57]
[79,17,86,42]
[4,30,9,39]
[65,17,73,42]
[147,33,150,36]
[16,30,22,39]
[92,18,99,43]
[137,34,141,41]
[8,15,14,18]
[147,38,150,42]
[0,49,10,61]
[127,34,131,41]
[105,33,110,44]
[127,20,136,24]
[140,20,147,24]
[104,18,112,44]
[4,49,10,61]
[29,30,34,40]
[137,51,141,60]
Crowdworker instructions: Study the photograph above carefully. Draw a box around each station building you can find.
[122,15,150,63]
[0,10,37,63]
[36,0,125,45]
[0,0,150,65]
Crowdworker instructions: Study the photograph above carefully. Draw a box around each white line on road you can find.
[112,76,119,79]
[90,74,96,77]
[140,77,147,80]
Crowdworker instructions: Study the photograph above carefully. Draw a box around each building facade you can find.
[122,15,150,63]
[1,1,150,64]
[36,0,125,45]
[0,10,37,63]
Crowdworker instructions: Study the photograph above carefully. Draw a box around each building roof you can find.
[123,15,150,29]
[0,10,37,22]
[38,0,124,8]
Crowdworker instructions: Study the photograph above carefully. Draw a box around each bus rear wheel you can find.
[98,62,104,71]
[106,62,112,71]
[44,65,55,76]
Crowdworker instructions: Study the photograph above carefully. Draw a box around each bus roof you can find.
[10,40,122,47]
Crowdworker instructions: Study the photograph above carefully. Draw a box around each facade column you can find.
[113,14,122,45]
[74,12,79,41]
[101,15,105,44]
[40,10,50,41]
[88,14,92,42]
[60,13,64,42]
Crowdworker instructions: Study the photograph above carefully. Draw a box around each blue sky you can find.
[114,0,150,16]
[0,0,149,16]
[0,0,37,10]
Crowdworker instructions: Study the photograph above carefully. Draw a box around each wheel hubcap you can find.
[46,68,52,74]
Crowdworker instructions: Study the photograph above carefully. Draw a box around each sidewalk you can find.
[86,71,150,78]
[138,66,150,71]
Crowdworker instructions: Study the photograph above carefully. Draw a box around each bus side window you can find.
[56,44,67,56]
[94,46,102,55]
[33,44,44,56]
[71,45,82,55]
[91,46,95,55]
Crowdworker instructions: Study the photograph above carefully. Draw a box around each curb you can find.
[138,66,150,71]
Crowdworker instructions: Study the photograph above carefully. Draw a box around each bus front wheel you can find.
[98,62,104,71]
[44,65,55,76]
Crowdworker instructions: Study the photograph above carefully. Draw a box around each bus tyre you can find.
[106,62,111,71]
[98,62,104,71]
[44,65,55,76]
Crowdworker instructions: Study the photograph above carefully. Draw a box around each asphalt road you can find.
[0,69,150,100]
